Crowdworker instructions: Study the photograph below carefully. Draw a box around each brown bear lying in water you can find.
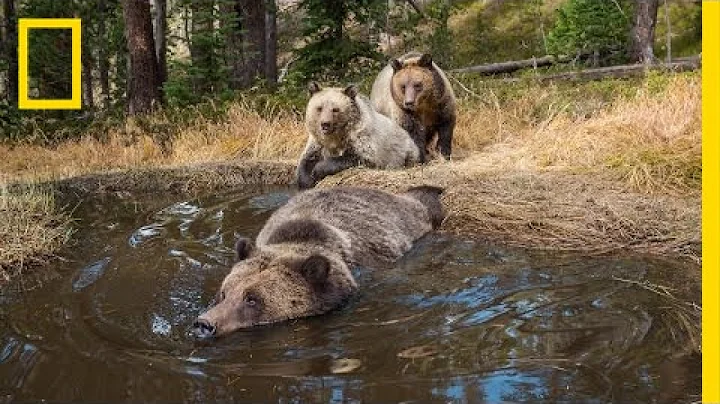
[192,185,444,338]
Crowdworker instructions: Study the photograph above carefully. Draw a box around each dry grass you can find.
[0,102,305,184]
[452,74,701,194]
[0,184,72,285]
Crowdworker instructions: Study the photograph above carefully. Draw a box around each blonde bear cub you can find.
[296,82,419,189]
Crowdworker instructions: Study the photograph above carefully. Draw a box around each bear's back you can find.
[351,96,419,168]
[257,187,432,267]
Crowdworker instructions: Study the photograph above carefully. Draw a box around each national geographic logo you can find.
[18,18,82,110]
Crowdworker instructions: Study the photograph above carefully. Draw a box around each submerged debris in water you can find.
[330,358,362,374]
[397,345,439,359]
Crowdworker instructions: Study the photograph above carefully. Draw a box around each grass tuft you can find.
[0,183,73,284]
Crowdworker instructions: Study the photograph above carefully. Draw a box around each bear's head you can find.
[192,238,357,338]
[305,83,361,156]
[390,53,435,113]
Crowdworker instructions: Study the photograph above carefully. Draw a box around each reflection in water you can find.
[0,186,700,402]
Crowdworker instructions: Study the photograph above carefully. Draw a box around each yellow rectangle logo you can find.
[18,18,82,110]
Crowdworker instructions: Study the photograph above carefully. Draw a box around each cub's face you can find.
[193,244,346,338]
[391,53,435,113]
[305,83,360,156]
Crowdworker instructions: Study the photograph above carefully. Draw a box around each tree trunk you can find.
[3,0,17,106]
[98,0,110,109]
[264,0,277,87]
[78,4,94,111]
[663,0,671,63]
[123,0,162,115]
[153,0,167,92]
[82,21,94,110]
[236,0,265,88]
[502,56,700,83]
[629,0,660,65]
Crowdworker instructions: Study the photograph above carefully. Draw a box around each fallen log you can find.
[451,55,575,75]
[502,56,701,83]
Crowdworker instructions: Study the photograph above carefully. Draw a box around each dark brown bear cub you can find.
[192,186,444,338]
[370,52,457,163]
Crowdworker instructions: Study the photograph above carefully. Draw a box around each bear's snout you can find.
[320,121,332,132]
[192,318,217,339]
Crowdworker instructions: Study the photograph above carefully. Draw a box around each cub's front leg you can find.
[311,153,361,183]
[296,138,323,189]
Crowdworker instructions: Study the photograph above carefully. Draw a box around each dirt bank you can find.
[50,160,297,196]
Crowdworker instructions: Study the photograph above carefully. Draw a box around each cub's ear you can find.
[234,237,253,261]
[419,53,433,68]
[343,84,358,99]
[298,254,331,289]
[391,59,403,72]
[308,81,322,95]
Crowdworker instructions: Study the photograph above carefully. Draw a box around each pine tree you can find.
[293,0,386,81]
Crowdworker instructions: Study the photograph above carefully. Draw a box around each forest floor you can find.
[0,72,701,283]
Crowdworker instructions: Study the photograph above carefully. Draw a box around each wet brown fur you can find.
[196,186,444,336]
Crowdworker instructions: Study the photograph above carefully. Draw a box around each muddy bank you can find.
[51,160,297,197]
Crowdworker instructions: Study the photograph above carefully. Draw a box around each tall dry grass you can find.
[0,184,72,283]
[453,74,701,193]
[0,103,305,184]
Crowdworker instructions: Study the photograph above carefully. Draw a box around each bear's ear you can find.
[308,81,322,95]
[234,237,253,261]
[343,84,358,100]
[298,254,331,289]
[419,53,433,68]
[391,59,403,72]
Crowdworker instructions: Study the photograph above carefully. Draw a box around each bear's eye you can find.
[244,293,260,307]
[217,290,226,302]
[316,106,322,112]
[414,83,423,90]
[332,107,340,113]
[400,84,406,91]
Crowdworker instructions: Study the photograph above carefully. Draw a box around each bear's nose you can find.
[404,100,415,108]
[320,122,331,131]
[192,318,217,339]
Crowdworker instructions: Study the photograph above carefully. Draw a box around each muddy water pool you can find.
[0,187,700,402]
